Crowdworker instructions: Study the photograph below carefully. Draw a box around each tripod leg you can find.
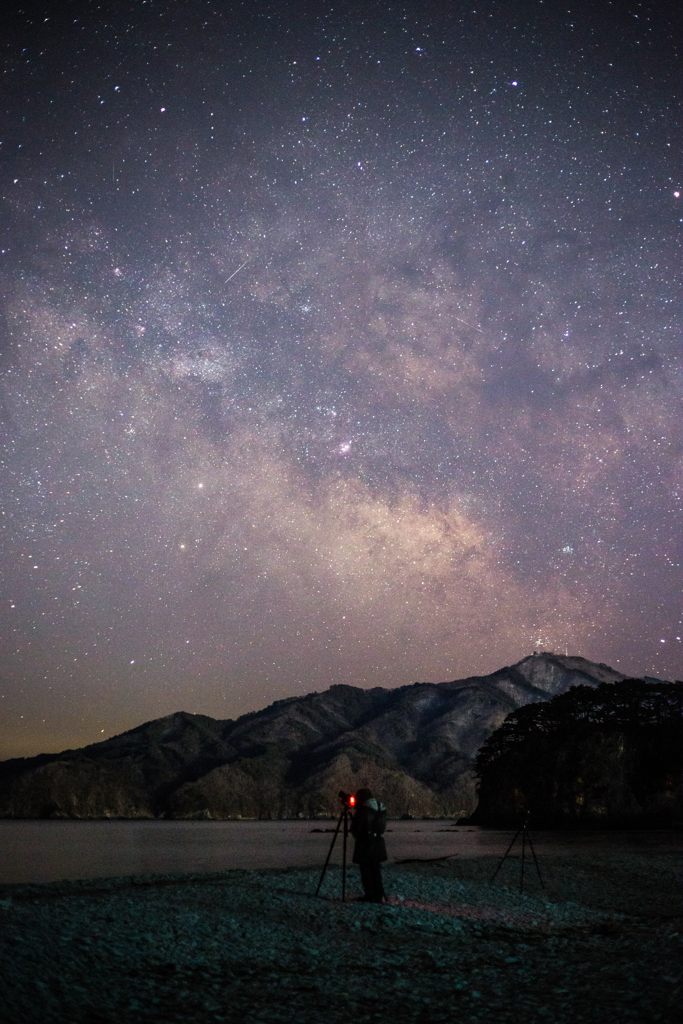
[490,827,521,884]
[527,834,544,888]
[342,809,348,902]
[315,811,343,897]
[520,827,526,893]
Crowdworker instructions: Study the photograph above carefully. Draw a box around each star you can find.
[1,0,680,758]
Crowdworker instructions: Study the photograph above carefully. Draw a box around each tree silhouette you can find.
[474,679,683,826]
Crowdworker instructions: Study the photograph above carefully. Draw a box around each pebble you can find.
[0,852,681,1022]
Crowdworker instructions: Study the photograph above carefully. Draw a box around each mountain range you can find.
[0,653,641,819]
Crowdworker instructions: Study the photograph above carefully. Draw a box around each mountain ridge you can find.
[0,654,655,819]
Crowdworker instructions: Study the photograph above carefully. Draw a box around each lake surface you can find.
[0,820,679,884]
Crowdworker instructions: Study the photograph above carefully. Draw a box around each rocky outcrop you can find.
[0,653,635,820]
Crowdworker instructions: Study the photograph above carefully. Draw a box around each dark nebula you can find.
[1,0,681,757]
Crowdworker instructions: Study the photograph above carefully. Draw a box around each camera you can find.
[338,790,356,808]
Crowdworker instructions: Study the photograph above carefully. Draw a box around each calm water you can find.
[0,820,678,884]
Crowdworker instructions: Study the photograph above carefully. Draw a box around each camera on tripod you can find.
[316,792,357,900]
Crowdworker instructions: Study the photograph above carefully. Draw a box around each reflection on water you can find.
[0,820,318,884]
[0,820,484,883]
[0,820,677,885]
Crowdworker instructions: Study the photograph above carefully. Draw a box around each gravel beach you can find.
[2,841,682,1023]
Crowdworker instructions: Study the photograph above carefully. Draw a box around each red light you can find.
[349,795,356,806]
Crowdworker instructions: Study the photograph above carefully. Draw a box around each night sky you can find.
[2,0,682,759]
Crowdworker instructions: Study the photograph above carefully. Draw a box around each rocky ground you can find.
[2,848,682,1023]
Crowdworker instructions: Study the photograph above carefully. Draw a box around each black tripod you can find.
[490,813,544,893]
[315,800,353,901]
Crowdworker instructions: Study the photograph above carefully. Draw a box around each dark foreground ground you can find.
[2,850,682,1023]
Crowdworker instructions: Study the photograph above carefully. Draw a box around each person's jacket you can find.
[350,797,388,863]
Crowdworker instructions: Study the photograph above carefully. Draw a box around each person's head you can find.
[355,787,373,803]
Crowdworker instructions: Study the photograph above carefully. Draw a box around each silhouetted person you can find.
[351,787,387,902]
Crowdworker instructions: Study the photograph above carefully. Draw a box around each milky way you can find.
[2,1,682,757]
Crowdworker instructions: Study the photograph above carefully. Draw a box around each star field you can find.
[1,0,682,757]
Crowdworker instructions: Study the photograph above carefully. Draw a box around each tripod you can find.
[315,803,352,901]
[490,813,544,893]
